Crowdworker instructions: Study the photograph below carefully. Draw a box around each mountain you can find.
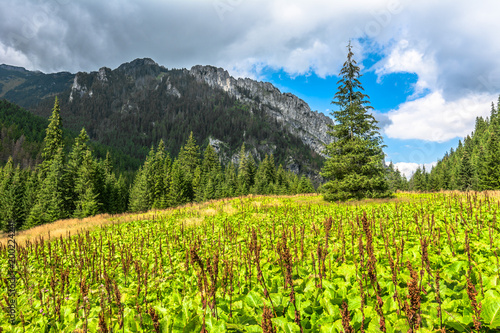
[0,64,73,106]
[0,59,334,175]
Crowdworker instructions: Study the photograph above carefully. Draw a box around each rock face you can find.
[189,65,334,157]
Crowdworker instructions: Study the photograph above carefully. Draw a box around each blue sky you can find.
[1,0,500,177]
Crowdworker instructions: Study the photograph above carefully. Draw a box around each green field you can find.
[1,192,500,332]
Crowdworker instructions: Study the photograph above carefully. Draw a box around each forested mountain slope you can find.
[1,59,334,176]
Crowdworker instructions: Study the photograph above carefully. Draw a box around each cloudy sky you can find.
[1,0,500,178]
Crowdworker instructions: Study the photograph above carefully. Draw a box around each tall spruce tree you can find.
[458,136,474,191]
[129,146,156,212]
[41,97,64,164]
[152,140,171,209]
[321,42,390,201]
[73,150,101,218]
[237,143,251,195]
[178,132,200,201]
[478,126,500,190]
[222,161,238,197]
[64,128,90,214]
[27,147,66,227]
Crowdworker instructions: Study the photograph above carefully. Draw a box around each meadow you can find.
[1,192,500,332]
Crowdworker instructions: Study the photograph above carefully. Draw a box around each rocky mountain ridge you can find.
[189,65,334,156]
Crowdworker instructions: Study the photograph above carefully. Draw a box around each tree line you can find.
[406,98,500,192]
[0,98,316,232]
[128,133,315,212]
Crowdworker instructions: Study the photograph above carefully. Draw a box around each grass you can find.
[4,190,483,247]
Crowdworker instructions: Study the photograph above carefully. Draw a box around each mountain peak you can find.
[115,58,164,79]
[117,58,158,70]
[0,64,30,73]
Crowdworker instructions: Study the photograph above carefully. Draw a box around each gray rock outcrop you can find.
[189,65,334,157]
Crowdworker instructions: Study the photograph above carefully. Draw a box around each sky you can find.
[1,0,500,178]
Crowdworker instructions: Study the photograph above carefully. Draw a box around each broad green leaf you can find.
[244,325,264,332]
[481,297,500,328]
[245,290,265,308]
[271,317,301,333]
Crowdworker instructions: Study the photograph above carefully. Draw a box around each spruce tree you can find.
[237,143,250,195]
[64,128,90,214]
[478,126,500,190]
[152,140,171,209]
[169,159,188,205]
[253,160,269,194]
[321,42,390,201]
[275,164,289,195]
[41,97,64,164]
[458,137,474,191]
[0,158,25,230]
[27,147,66,227]
[222,162,238,197]
[178,132,200,201]
[196,144,221,201]
[73,150,101,218]
[129,146,156,212]
[297,175,315,193]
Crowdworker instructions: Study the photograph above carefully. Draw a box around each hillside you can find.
[0,99,141,171]
[0,64,73,106]
[0,59,334,177]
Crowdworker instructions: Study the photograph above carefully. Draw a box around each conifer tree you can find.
[321,42,390,201]
[0,158,26,230]
[196,144,221,201]
[288,173,300,195]
[129,146,156,212]
[73,150,101,218]
[253,160,269,194]
[458,137,474,191]
[10,166,26,229]
[152,140,171,209]
[237,143,250,195]
[386,162,408,192]
[478,126,500,190]
[297,175,315,193]
[27,147,66,227]
[22,169,38,227]
[222,162,238,197]
[64,128,90,214]
[169,159,188,205]
[41,97,64,164]
[178,132,200,201]
[193,166,203,202]
[275,164,287,195]
[264,154,276,184]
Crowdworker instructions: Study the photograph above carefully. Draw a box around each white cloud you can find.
[374,39,437,97]
[0,41,32,69]
[389,161,437,179]
[383,91,495,142]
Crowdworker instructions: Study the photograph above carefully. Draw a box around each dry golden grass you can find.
[0,196,248,246]
[0,213,117,247]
